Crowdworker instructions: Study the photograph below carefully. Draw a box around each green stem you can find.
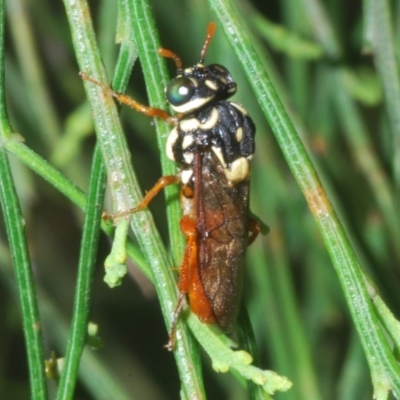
[62,0,205,397]
[124,1,205,396]
[333,68,400,254]
[56,144,106,400]
[298,0,342,60]
[369,0,400,199]
[209,0,400,397]
[236,305,268,400]
[6,0,61,148]
[0,1,47,398]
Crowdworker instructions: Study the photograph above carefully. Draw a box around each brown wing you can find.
[194,151,250,332]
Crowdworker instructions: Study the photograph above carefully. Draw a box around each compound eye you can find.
[166,77,195,106]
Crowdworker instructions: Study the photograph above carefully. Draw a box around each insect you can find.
[81,22,260,350]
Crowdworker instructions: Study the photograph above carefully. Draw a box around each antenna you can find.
[158,48,183,72]
[199,22,216,64]
[159,22,217,72]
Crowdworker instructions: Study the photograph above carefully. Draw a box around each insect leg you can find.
[165,215,197,350]
[79,72,177,124]
[165,214,215,350]
[164,292,185,351]
[104,175,180,220]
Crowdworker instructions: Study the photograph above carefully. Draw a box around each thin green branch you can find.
[125,0,184,262]
[126,1,205,397]
[6,0,61,148]
[298,0,342,60]
[0,1,47,398]
[56,144,106,400]
[209,0,400,397]
[62,0,205,397]
[0,151,48,400]
[0,247,134,400]
[5,137,151,279]
[236,305,270,400]
[369,0,400,200]
[333,68,400,253]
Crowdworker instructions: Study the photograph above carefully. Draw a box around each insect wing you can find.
[195,151,250,332]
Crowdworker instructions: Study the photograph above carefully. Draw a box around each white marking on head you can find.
[227,86,236,93]
[170,96,214,113]
[205,79,218,90]
[200,108,219,130]
[188,77,199,87]
[166,127,179,161]
[224,157,251,184]
[214,65,226,72]
[219,76,227,84]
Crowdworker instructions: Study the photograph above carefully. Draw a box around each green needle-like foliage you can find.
[0,0,400,399]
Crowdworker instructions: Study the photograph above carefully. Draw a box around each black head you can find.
[165,64,237,114]
[160,23,237,115]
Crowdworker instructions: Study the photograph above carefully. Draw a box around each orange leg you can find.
[104,175,180,220]
[165,215,214,351]
[79,72,177,125]
[180,217,214,324]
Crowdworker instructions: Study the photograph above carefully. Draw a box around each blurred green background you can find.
[1,0,399,399]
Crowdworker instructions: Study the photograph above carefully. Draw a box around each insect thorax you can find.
[164,63,256,186]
